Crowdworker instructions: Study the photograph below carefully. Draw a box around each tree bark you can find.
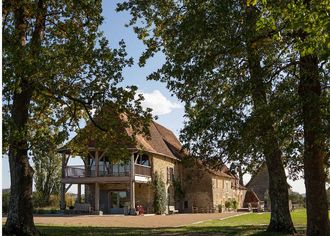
[4,1,45,235]
[245,6,296,234]
[4,79,38,236]
[299,54,330,236]
[248,56,296,234]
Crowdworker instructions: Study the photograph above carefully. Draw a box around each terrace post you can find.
[95,182,100,212]
[77,184,81,203]
[130,153,135,212]
[95,150,99,177]
[60,153,66,211]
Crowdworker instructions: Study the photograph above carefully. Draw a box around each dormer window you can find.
[135,153,150,167]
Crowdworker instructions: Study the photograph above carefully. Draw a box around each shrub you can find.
[65,193,76,208]
[49,194,60,208]
[225,200,232,210]
[153,172,167,214]
[232,199,238,210]
[50,208,58,214]
[32,191,45,208]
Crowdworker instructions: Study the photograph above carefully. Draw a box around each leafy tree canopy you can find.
[117,0,329,179]
[3,0,153,160]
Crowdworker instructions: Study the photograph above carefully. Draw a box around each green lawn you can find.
[36,209,328,236]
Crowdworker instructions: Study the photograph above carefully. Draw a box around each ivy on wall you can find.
[153,172,167,214]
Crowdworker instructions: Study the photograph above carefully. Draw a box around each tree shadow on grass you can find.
[37,225,306,236]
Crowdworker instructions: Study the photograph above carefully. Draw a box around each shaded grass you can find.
[37,225,306,236]
[35,209,327,236]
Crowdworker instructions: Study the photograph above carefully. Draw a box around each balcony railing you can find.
[134,164,151,176]
[65,165,92,177]
[65,165,130,178]
[64,164,151,178]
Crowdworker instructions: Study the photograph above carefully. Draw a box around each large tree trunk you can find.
[263,127,295,233]
[248,62,296,233]
[4,79,38,236]
[3,1,44,235]
[245,6,296,234]
[299,54,330,236]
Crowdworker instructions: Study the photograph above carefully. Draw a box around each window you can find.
[167,167,174,182]
[135,153,150,166]
[184,201,188,209]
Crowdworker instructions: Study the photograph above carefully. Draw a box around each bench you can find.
[168,206,179,214]
[73,203,91,214]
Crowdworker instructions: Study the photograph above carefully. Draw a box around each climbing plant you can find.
[173,178,184,202]
[153,172,167,214]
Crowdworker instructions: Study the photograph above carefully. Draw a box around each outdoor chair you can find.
[168,206,179,214]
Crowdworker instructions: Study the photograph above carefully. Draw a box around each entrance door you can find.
[109,191,127,214]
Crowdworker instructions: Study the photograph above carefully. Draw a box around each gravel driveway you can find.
[3,213,242,228]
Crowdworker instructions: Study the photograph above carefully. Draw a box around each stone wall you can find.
[135,182,154,213]
[152,154,182,212]
[212,177,246,209]
[182,162,247,212]
[211,176,233,208]
[182,165,213,213]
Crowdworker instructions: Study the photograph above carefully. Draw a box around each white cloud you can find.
[137,90,182,116]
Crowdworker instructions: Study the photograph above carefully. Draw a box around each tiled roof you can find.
[195,159,235,179]
[58,118,185,161]
[153,122,182,151]
[134,121,184,160]
[246,164,270,201]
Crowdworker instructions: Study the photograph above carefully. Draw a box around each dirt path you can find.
[3,213,243,228]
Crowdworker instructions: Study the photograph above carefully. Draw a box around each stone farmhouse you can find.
[183,161,246,213]
[243,164,292,211]
[243,164,269,207]
[58,119,246,214]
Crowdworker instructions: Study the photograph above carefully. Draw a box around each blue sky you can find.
[101,0,185,135]
[1,0,306,194]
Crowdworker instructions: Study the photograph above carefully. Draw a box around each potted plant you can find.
[225,200,231,212]
[232,200,238,212]
[218,204,223,213]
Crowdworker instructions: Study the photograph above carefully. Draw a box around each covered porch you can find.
[58,148,153,214]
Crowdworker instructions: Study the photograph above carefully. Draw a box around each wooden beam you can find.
[60,154,66,210]
[88,151,94,158]
[99,151,105,160]
[95,150,99,177]
[82,157,87,166]
[65,183,72,193]
[65,154,70,166]
[77,184,81,203]
[61,176,130,184]
[130,153,135,211]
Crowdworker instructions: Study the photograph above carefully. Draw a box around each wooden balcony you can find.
[134,164,151,176]
[65,165,130,178]
[63,163,151,184]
